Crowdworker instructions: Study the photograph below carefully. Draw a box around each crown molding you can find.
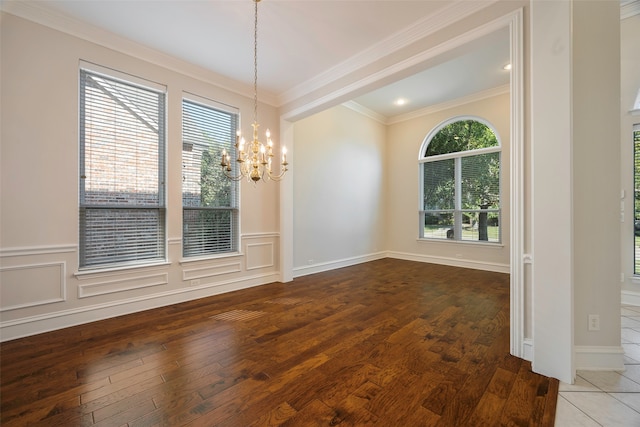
[278,0,499,107]
[344,84,510,125]
[0,1,278,106]
[388,84,510,125]
[621,0,640,19]
[341,101,387,124]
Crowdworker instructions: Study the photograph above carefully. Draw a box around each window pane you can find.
[423,212,455,239]
[81,73,163,205]
[182,100,237,209]
[425,120,498,157]
[461,152,500,210]
[459,210,500,243]
[80,208,165,267]
[423,159,454,210]
[79,69,165,268]
[183,209,238,256]
[182,99,239,257]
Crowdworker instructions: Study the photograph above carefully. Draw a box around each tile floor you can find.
[554,304,640,426]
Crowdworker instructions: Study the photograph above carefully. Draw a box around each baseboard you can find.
[292,252,387,278]
[0,272,279,342]
[622,290,640,306]
[387,251,510,274]
[523,338,534,362]
[574,345,625,371]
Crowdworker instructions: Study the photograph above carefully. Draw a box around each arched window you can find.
[419,117,501,242]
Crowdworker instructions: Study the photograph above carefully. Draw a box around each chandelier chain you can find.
[253,0,259,125]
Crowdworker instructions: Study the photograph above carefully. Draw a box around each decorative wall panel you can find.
[0,262,66,311]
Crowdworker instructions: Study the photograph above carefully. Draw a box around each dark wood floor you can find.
[1,259,558,426]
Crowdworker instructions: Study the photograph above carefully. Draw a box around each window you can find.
[182,98,239,257]
[633,124,640,274]
[419,118,501,242]
[79,68,166,268]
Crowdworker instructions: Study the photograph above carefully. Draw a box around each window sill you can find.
[75,260,171,278]
[416,238,504,249]
[179,252,243,265]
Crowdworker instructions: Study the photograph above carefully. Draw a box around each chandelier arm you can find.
[222,169,247,182]
[265,167,289,182]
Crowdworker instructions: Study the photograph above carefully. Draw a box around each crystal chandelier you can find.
[221,0,288,182]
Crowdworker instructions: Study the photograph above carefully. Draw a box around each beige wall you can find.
[386,92,511,271]
[0,13,283,340]
[572,0,621,349]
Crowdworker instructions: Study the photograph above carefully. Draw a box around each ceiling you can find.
[4,0,511,121]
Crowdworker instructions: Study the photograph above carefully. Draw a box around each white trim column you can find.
[279,119,294,283]
[530,0,574,384]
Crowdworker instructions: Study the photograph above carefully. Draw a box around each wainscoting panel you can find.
[182,262,242,281]
[1,234,281,340]
[246,242,274,271]
[78,272,169,298]
[0,262,66,311]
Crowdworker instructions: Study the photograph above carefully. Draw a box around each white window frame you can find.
[181,93,241,259]
[418,116,502,244]
[79,63,167,270]
[633,123,640,276]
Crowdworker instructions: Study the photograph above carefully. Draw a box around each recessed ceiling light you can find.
[503,63,512,71]
[394,98,408,106]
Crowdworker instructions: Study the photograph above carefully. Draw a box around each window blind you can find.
[182,99,239,257]
[461,152,500,210]
[423,158,455,210]
[79,69,166,268]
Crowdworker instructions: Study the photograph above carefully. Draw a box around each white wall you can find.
[0,13,283,340]
[386,93,511,272]
[292,105,387,275]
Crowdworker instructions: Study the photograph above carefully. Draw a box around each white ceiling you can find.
[5,0,511,120]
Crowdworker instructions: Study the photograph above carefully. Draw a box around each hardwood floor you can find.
[0,259,558,426]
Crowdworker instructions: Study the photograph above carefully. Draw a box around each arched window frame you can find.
[418,116,502,243]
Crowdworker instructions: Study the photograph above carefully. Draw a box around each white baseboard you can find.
[294,251,509,277]
[292,252,387,278]
[0,272,279,342]
[523,338,534,362]
[622,290,640,306]
[387,251,510,274]
[575,345,625,371]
